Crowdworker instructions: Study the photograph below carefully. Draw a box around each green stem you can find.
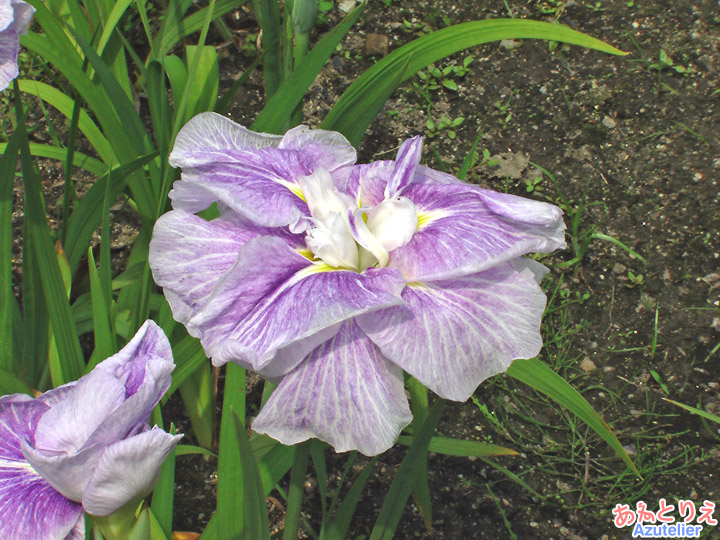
[283,441,311,540]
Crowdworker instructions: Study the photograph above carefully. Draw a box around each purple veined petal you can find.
[357,260,548,402]
[169,112,284,168]
[252,320,412,456]
[167,114,356,227]
[0,27,20,92]
[0,399,85,540]
[384,136,423,198]
[81,428,182,516]
[188,236,406,378]
[412,164,466,185]
[31,370,126,455]
[21,440,104,503]
[389,182,566,281]
[343,160,393,205]
[167,153,312,226]
[278,125,357,173]
[10,0,34,33]
[33,321,173,455]
[149,209,303,325]
[0,461,84,540]
[93,320,173,399]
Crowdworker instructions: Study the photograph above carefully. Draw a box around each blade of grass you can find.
[507,357,640,477]
[215,364,247,539]
[396,436,518,458]
[232,409,271,540]
[369,400,446,540]
[16,88,85,384]
[86,247,115,368]
[324,457,379,540]
[0,143,107,176]
[283,441,310,540]
[407,377,431,530]
[0,122,24,371]
[252,0,282,100]
[156,0,245,58]
[63,151,158,274]
[17,79,114,164]
[664,398,720,425]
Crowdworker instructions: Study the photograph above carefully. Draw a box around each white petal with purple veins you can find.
[149,209,302,324]
[357,261,548,401]
[187,236,405,377]
[169,112,284,168]
[252,320,412,455]
[389,182,566,281]
[0,399,84,540]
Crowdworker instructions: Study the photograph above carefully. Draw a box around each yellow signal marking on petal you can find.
[416,209,449,230]
[297,248,315,260]
[406,281,430,289]
[275,178,306,202]
[292,261,342,283]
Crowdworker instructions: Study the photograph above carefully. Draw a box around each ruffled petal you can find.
[81,428,182,516]
[252,320,412,456]
[149,209,302,324]
[167,113,355,227]
[357,260,548,401]
[169,112,284,167]
[0,399,84,540]
[167,155,312,226]
[390,182,566,281]
[188,236,406,377]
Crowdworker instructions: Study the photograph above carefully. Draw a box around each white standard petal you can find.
[304,212,359,270]
[297,168,359,269]
[365,196,418,253]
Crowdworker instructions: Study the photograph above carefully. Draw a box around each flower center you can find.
[296,169,418,271]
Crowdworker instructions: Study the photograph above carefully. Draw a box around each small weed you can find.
[493,91,516,129]
[415,56,473,92]
[426,114,464,139]
[524,175,544,194]
[625,270,644,288]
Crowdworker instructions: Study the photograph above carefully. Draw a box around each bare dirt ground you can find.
[168,1,720,538]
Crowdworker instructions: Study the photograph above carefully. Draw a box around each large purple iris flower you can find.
[149,112,566,456]
[0,0,34,91]
[0,321,182,540]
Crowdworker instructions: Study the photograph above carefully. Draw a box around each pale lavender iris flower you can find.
[0,321,182,540]
[149,112,566,456]
[0,0,34,91]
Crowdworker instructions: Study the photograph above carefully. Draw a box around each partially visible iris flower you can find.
[149,112,566,456]
[0,0,34,91]
[0,321,182,540]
